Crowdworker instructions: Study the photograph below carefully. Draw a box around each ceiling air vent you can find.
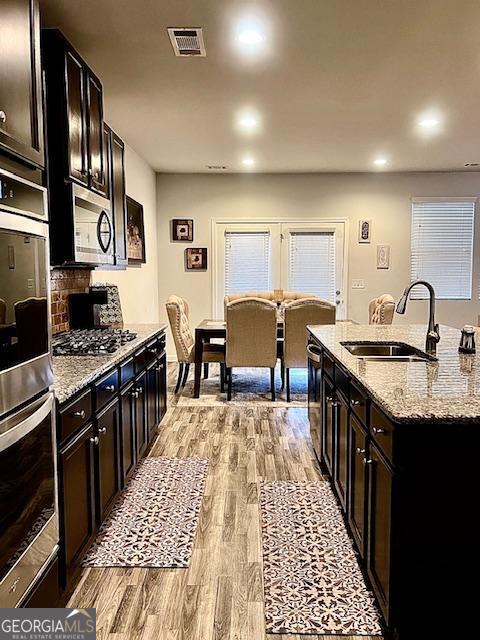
[464,162,480,167]
[168,28,206,57]
[207,165,228,171]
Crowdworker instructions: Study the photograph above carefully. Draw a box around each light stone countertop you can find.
[52,324,167,405]
[307,323,480,424]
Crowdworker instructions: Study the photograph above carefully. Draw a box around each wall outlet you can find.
[27,278,34,289]
[352,279,365,289]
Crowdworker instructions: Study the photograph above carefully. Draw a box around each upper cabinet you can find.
[109,129,127,266]
[42,29,106,195]
[0,0,44,168]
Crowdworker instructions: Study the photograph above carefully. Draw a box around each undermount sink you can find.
[340,341,436,362]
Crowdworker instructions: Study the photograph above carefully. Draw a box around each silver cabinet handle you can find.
[148,348,158,355]
[135,387,143,395]
[372,427,386,435]
[104,385,116,392]
[363,458,373,465]
[98,427,107,434]
[90,436,99,445]
[156,364,164,371]
[0,111,6,124]
[73,410,86,419]
[130,390,139,399]
[350,399,361,406]
[356,447,365,455]
[306,344,322,363]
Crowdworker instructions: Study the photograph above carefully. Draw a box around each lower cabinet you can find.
[95,399,121,524]
[21,554,60,608]
[134,371,147,459]
[147,353,167,442]
[120,382,136,483]
[322,376,335,475]
[333,392,348,510]
[348,413,367,556]
[366,443,393,622]
[59,423,96,585]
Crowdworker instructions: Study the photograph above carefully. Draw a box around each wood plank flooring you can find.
[68,376,383,640]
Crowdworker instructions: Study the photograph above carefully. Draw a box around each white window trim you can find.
[211,217,349,319]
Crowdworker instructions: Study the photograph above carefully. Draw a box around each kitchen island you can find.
[307,323,478,640]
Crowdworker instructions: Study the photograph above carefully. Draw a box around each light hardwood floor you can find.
[68,375,383,640]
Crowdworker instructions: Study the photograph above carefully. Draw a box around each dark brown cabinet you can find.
[42,29,106,193]
[367,444,392,623]
[146,354,167,443]
[333,392,348,510]
[59,423,96,584]
[134,372,147,459]
[348,413,367,556]
[0,0,44,168]
[109,130,127,266]
[120,382,136,483]
[95,399,121,523]
[322,376,335,475]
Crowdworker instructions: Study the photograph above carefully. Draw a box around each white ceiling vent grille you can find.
[168,28,206,57]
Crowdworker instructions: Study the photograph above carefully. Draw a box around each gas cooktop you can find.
[52,328,137,356]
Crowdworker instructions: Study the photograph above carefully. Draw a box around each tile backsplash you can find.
[50,268,91,334]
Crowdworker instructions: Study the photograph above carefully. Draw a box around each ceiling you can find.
[40,0,480,173]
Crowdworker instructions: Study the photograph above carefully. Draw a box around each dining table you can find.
[193,318,355,398]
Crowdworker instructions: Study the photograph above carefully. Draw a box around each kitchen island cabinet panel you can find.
[96,399,121,524]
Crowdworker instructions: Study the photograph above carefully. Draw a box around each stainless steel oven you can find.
[73,183,114,266]
[0,392,58,607]
[0,209,53,417]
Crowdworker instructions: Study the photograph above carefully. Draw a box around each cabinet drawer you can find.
[350,382,367,424]
[94,369,119,411]
[59,389,92,443]
[335,364,349,400]
[144,338,160,365]
[157,332,166,355]
[119,356,135,388]
[370,404,394,462]
[134,347,147,373]
[323,351,334,380]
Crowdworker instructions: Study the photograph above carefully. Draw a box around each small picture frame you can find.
[377,244,390,269]
[185,247,207,271]
[358,219,372,243]
[172,219,194,242]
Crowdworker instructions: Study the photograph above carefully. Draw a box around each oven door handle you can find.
[0,393,53,453]
[306,344,322,364]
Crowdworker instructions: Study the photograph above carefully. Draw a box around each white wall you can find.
[156,172,480,356]
[96,143,159,324]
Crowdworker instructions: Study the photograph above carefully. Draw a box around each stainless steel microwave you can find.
[73,183,114,266]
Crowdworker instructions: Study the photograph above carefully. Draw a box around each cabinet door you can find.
[86,73,106,194]
[349,413,367,556]
[146,360,158,442]
[65,49,88,185]
[110,131,127,266]
[59,423,95,583]
[322,376,335,476]
[102,123,111,199]
[156,354,167,424]
[0,0,44,167]
[120,383,136,483]
[333,393,348,510]
[96,399,121,523]
[367,444,393,622]
[308,359,322,461]
[134,372,147,459]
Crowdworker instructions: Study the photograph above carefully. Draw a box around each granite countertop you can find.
[307,323,480,424]
[52,324,167,405]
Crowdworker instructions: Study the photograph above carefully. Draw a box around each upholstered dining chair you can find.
[225,297,278,401]
[223,290,316,318]
[166,295,225,394]
[281,298,336,401]
[369,294,395,325]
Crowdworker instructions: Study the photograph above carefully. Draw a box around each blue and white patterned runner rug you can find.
[260,481,383,636]
[83,457,208,568]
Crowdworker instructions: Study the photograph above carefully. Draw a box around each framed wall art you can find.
[377,244,390,269]
[126,196,146,264]
[185,247,207,271]
[172,219,194,242]
[358,219,372,243]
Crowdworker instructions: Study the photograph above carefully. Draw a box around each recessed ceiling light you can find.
[415,111,444,136]
[418,117,440,129]
[373,157,388,167]
[231,13,269,59]
[236,110,261,134]
[242,156,255,167]
[237,29,265,45]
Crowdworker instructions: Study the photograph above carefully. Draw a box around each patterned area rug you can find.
[171,363,307,407]
[260,481,383,636]
[82,457,208,568]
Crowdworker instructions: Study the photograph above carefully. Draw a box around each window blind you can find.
[288,232,336,301]
[224,231,271,294]
[410,200,475,300]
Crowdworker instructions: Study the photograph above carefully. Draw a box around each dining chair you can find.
[369,294,395,325]
[281,298,336,402]
[0,298,6,325]
[225,297,278,401]
[223,290,316,318]
[166,295,225,394]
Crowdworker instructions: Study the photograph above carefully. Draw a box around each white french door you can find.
[214,220,347,318]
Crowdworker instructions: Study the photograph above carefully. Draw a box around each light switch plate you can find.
[352,279,365,289]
